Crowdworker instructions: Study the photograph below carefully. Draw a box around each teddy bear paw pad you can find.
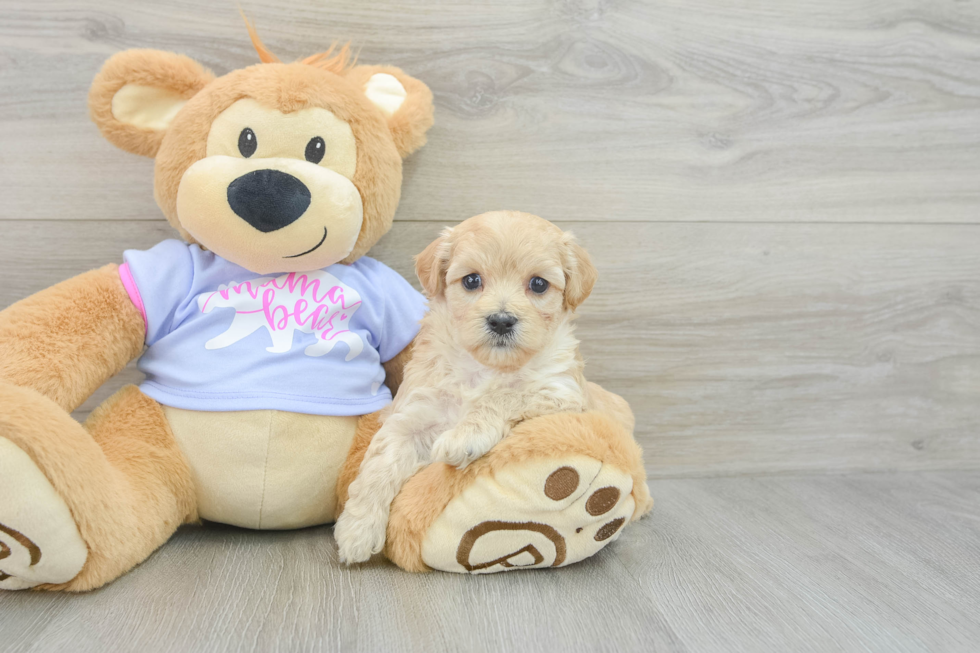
[0,437,87,590]
[421,455,635,573]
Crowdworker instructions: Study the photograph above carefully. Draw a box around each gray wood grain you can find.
[1,0,979,476]
[1,1,980,223]
[2,219,977,476]
[1,472,978,652]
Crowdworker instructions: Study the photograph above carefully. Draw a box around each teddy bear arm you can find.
[0,264,145,413]
[381,339,415,398]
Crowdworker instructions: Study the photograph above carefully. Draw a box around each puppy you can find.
[334,210,599,564]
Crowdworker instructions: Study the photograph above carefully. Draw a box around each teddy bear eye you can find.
[238,127,257,158]
[305,137,325,164]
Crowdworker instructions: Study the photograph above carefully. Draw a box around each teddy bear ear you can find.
[345,65,435,158]
[89,49,214,157]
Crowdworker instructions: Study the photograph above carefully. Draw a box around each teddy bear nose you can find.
[226,169,312,233]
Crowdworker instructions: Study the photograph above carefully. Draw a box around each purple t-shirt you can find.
[119,240,426,416]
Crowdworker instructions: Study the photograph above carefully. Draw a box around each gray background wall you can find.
[4,0,978,478]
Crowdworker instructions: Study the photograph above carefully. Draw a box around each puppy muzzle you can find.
[486,312,518,336]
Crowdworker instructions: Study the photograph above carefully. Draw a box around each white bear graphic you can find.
[197,271,364,360]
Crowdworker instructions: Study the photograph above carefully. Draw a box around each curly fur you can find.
[335,212,610,564]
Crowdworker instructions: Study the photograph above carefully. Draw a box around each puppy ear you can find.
[415,228,453,298]
[345,65,435,158]
[89,49,214,157]
[561,232,597,311]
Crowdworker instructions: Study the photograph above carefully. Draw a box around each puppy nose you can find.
[227,169,311,232]
[486,312,518,335]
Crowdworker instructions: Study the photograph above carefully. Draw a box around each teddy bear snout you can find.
[226,169,312,233]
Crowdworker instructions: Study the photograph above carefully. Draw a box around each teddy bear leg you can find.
[0,381,196,591]
[383,410,653,574]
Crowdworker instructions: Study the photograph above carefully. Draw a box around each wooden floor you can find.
[0,472,977,653]
[1,0,980,650]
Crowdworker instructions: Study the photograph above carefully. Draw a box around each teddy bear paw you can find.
[419,454,638,573]
[0,437,87,590]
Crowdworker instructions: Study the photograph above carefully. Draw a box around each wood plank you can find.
[615,471,980,653]
[1,0,980,223]
[1,472,978,652]
[1,219,978,475]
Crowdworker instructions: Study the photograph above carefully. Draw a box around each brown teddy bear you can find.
[0,26,652,591]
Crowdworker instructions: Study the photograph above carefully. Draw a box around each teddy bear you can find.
[0,25,653,591]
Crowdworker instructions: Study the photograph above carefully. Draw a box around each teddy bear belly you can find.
[162,406,359,530]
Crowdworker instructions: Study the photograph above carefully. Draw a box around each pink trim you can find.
[118,263,148,338]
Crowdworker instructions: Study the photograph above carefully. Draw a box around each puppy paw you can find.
[430,429,495,469]
[334,511,386,565]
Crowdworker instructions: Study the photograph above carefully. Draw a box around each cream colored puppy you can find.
[334,210,598,564]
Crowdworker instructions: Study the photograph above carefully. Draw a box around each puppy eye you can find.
[529,277,549,294]
[462,273,482,291]
[305,136,325,164]
[238,128,257,158]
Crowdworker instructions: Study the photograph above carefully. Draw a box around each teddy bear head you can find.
[88,25,433,274]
